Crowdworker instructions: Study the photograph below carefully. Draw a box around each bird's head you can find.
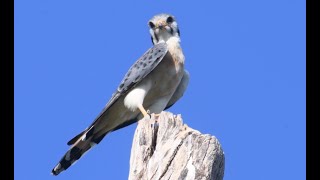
[148,14,180,45]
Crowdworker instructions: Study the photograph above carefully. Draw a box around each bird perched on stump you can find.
[52,13,189,176]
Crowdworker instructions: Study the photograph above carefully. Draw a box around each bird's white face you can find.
[148,14,180,45]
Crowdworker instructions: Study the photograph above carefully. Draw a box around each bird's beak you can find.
[156,21,167,30]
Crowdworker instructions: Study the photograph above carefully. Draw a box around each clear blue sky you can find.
[14,0,305,179]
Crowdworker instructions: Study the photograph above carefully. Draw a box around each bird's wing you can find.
[67,42,168,145]
[107,42,168,108]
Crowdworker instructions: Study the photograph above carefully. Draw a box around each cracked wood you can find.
[128,111,225,180]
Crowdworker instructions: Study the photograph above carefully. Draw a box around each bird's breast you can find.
[143,49,184,102]
[166,38,185,70]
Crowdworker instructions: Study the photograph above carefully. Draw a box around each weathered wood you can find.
[129,111,225,180]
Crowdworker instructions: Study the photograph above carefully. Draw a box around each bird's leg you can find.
[138,104,151,119]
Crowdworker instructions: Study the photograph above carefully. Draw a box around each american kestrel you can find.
[52,13,189,175]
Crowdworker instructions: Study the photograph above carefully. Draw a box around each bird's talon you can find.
[144,112,151,119]
[154,113,161,118]
[146,110,151,118]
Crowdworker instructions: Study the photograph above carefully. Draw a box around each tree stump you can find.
[129,111,225,180]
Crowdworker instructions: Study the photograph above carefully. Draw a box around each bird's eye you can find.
[149,22,155,29]
[166,16,174,24]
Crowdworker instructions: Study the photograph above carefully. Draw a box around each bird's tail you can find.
[51,127,108,176]
[51,137,94,175]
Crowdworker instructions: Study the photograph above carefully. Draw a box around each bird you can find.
[51,13,189,176]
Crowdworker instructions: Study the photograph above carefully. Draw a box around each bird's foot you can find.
[143,109,151,120]
[151,113,161,122]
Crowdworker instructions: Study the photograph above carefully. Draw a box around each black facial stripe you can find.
[154,33,159,42]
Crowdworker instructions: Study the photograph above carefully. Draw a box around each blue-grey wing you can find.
[67,43,168,145]
[105,42,168,108]
[116,43,168,93]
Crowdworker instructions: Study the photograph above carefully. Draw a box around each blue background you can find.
[15,0,306,179]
